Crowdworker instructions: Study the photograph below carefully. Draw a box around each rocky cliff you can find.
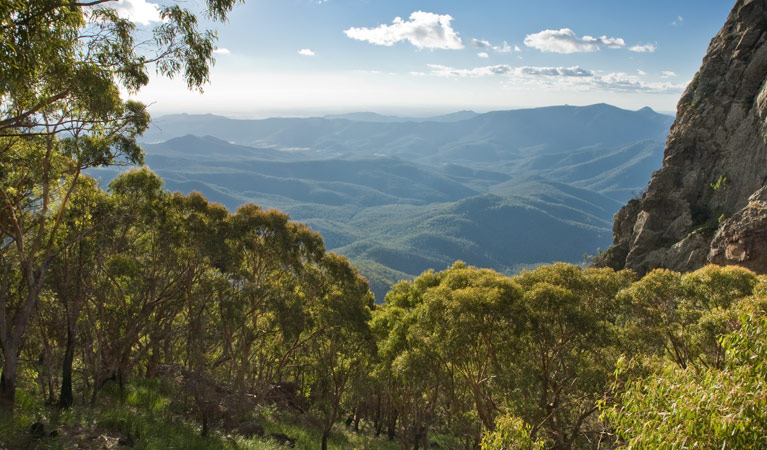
[599,0,767,275]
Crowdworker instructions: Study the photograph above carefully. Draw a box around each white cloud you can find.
[344,11,463,49]
[637,69,647,76]
[525,28,656,54]
[672,16,684,26]
[470,39,516,53]
[470,38,492,49]
[111,0,161,26]
[629,43,656,53]
[298,48,316,56]
[419,63,684,93]
[591,72,683,92]
[661,70,677,78]
[524,28,625,53]
[520,66,593,77]
[426,64,511,77]
[213,48,231,54]
[514,45,521,52]
[426,64,593,78]
[497,41,514,53]
[478,52,489,58]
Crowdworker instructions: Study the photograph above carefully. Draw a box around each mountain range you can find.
[91,103,673,298]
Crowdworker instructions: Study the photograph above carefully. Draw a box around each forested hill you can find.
[97,104,673,298]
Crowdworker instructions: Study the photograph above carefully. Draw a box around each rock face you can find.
[599,0,767,275]
[709,186,767,270]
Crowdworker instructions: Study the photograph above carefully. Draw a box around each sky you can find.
[115,0,735,118]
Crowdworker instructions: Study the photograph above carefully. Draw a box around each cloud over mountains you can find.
[426,64,593,78]
[420,64,683,93]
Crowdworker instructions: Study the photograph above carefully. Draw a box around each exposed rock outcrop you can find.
[709,186,767,270]
[599,0,767,275]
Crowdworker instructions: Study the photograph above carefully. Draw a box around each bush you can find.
[480,415,544,450]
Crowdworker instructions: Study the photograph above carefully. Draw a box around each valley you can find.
[90,103,672,298]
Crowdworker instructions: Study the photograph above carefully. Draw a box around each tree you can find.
[602,265,763,449]
[0,0,242,412]
[419,263,525,434]
[372,272,445,449]
[306,253,374,450]
[510,264,634,450]
[617,265,758,370]
[605,313,767,449]
[45,176,111,407]
[480,415,544,450]
[85,168,190,400]
[218,203,325,392]
[372,263,527,449]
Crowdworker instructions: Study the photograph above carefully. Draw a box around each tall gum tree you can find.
[0,0,243,412]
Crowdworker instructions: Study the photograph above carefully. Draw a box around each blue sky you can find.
[118,0,734,117]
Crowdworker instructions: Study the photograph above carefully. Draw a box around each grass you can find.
[0,379,401,450]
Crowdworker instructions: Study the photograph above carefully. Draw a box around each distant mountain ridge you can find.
[98,104,674,298]
[322,110,480,123]
[142,104,672,159]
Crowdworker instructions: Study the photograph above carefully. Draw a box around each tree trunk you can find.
[321,429,329,450]
[58,324,76,408]
[472,387,496,432]
[373,396,382,436]
[0,346,18,413]
[0,272,44,413]
[92,365,118,404]
[145,345,160,378]
[387,409,398,441]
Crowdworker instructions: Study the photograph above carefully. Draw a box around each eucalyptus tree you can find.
[83,168,193,400]
[0,0,242,411]
[511,264,634,450]
[0,128,144,410]
[218,203,325,392]
[45,176,112,407]
[371,263,523,449]
[418,263,525,435]
[606,312,767,449]
[372,271,445,449]
[166,192,229,376]
[617,265,758,370]
[305,252,374,450]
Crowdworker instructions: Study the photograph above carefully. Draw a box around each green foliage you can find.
[617,265,758,369]
[0,377,398,450]
[603,266,765,449]
[0,0,247,413]
[480,415,544,450]
[372,262,637,448]
[605,314,767,449]
[710,174,730,191]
